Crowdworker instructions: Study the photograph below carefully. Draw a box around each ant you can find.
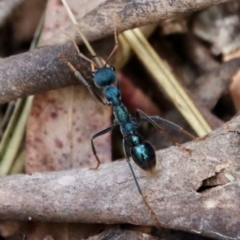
[59,0,195,227]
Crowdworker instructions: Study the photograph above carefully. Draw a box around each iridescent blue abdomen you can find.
[131,142,156,170]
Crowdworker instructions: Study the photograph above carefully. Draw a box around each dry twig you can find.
[0,115,239,239]
[0,0,233,104]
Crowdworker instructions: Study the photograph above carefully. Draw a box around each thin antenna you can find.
[60,0,96,58]
[63,33,97,68]
[105,18,119,66]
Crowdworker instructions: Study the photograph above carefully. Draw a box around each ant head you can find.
[92,66,116,88]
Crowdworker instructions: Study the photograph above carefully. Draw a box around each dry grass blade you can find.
[0,6,45,176]
[0,97,33,176]
[0,100,23,175]
[115,24,158,70]
[121,29,212,136]
[0,101,15,135]
[9,150,25,174]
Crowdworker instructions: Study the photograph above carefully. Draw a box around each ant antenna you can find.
[61,0,102,68]
[105,17,119,66]
[63,33,97,68]
[61,0,96,57]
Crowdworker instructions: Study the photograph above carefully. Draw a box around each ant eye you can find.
[111,66,115,71]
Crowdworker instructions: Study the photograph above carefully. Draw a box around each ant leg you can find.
[59,56,109,106]
[123,137,142,195]
[91,125,115,170]
[123,137,161,228]
[136,109,195,146]
[142,115,195,140]
[135,109,177,145]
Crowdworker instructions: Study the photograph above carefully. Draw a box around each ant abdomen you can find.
[131,142,156,170]
[129,133,156,170]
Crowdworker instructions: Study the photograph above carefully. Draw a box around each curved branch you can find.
[0,43,90,103]
[0,0,233,103]
[52,0,233,45]
[0,116,239,239]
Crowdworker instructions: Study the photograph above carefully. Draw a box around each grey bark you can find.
[0,115,239,239]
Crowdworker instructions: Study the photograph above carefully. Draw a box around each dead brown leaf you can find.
[26,86,111,173]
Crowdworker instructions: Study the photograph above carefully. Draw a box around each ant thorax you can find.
[104,85,121,106]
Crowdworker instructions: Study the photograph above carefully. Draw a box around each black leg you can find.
[142,115,195,140]
[135,109,177,145]
[123,137,142,195]
[91,125,115,170]
[136,109,195,146]
[123,137,161,228]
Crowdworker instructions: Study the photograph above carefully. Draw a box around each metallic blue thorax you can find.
[104,86,121,106]
[113,104,138,136]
